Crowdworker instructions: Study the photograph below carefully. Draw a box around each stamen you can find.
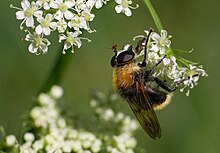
[20,18,27,30]
[62,49,66,54]
[79,37,91,42]
[69,7,78,12]
[86,22,96,33]
[10,4,22,10]
[87,0,96,11]
[24,29,31,34]
[133,35,145,41]
[71,46,75,53]
[129,4,139,9]
[87,29,96,33]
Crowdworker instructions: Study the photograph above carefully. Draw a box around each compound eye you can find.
[110,55,116,67]
[117,51,135,64]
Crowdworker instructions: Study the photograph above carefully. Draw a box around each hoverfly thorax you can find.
[110,45,135,67]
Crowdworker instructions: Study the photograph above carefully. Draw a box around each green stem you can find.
[38,51,72,94]
[143,0,163,31]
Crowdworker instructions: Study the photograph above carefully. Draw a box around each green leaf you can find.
[176,56,198,67]
[172,48,193,55]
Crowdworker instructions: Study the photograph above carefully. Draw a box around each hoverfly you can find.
[110,29,176,139]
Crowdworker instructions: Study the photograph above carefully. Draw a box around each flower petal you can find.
[163,58,170,65]
[26,17,34,27]
[54,11,62,20]
[151,44,159,52]
[43,27,51,36]
[16,11,25,20]
[64,43,71,50]
[28,43,38,53]
[42,38,51,46]
[124,8,132,16]
[34,10,43,18]
[25,34,34,41]
[115,0,122,5]
[159,47,166,55]
[35,25,43,35]
[44,4,50,10]
[21,0,30,10]
[161,30,167,38]
[50,22,57,30]
[45,13,53,22]
[151,32,160,41]
[50,1,58,9]
[95,0,103,9]
[64,11,74,20]
[65,1,75,7]
[115,5,123,13]
[37,16,43,23]
[40,44,48,53]
[74,39,82,48]
[59,35,66,42]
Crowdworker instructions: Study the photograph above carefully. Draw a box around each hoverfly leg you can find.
[154,77,177,92]
[152,55,167,70]
[140,29,154,67]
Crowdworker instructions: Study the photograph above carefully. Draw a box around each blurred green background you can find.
[0,0,219,152]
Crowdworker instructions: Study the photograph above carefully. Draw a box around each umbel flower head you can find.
[11,0,139,55]
[0,86,139,152]
[25,31,51,54]
[132,29,208,96]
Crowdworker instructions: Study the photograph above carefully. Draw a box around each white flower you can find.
[24,132,35,142]
[2,86,139,152]
[147,51,160,64]
[50,0,75,20]
[38,93,55,106]
[13,0,43,29]
[91,139,102,152]
[161,56,178,77]
[90,99,97,108]
[62,141,72,152]
[68,15,85,31]
[94,0,109,9]
[113,134,137,152]
[74,0,87,12]
[80,10,95,32]
[101,108,114,121]
[59,31,91,53]
[67,2,95,32]
[56,19,67,33]
[177,65,208,96]
[115,0,139,17]
[6,135,17,146]
[151,30,172,55]
[114,112,124,122]
[50,85,64,99]
[81,10,95,21]
[36,0,51,10]
[35,13,57,35]
[33,140,44,150]
[25,32,51,54]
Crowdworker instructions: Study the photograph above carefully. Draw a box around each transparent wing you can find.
[128,78,161,139]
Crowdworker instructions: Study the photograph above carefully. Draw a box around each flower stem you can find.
[38,51,72,94]
[143,0,163,31]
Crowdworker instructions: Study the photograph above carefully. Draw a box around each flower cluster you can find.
[0,86,139,153]
[132,30,207,96]
[90,91,139,152]
[11,0,139,55]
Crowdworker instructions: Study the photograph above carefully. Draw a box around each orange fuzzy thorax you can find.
[113,63,140,91]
